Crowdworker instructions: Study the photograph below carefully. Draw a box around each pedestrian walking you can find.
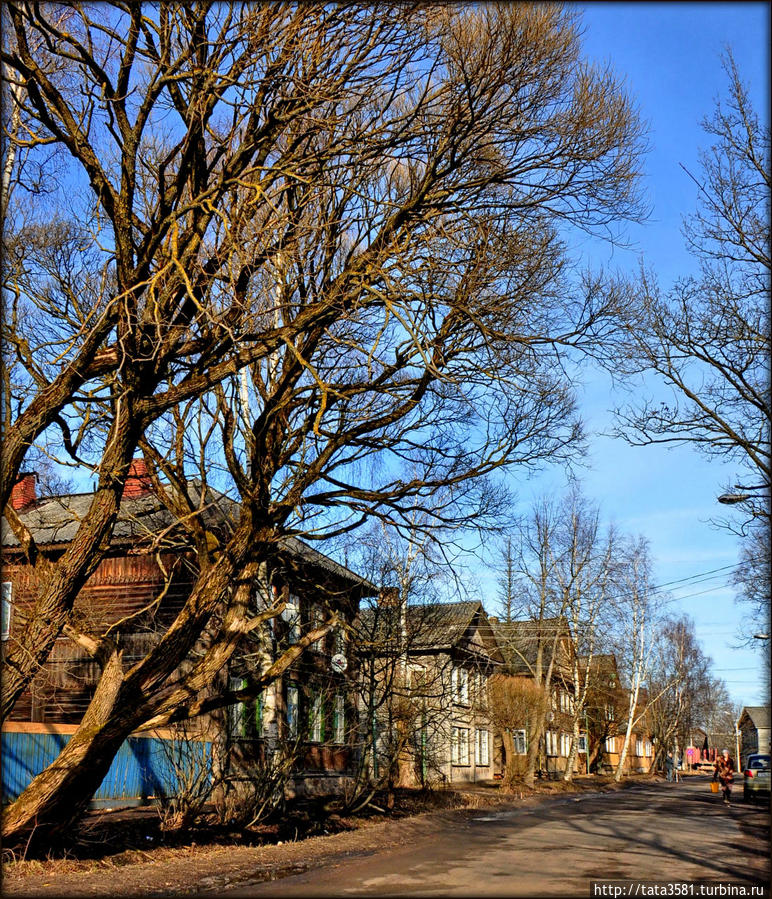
[665,752,674,782]
[713,749,735,805]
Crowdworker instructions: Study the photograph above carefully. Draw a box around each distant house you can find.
[737,706,771,769]
[355,598,503,787]
[1,463,375,806]
[488,616,586,777]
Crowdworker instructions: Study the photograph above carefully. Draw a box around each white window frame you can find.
[645,740,652,757]
[577,733,587,753]
[228,676,248,739]
[604,704,614,721]
[452,667,469,706]
[605,736,615,753]
[311,604,325,651]
[1,582,12,641]
[333,693,345,744]
[475,729,490,766]
[560,732,572,757]
[635,738,644,757]
[310,692,324,742]
[545,730,558,756]
[512,728,527,754]
[451,726,470,765]
[333,625,347,656]
[287,683,299,737]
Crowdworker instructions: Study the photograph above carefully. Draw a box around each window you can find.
[309,692,324,742]
[333,626,347,656]
[1,582,11,641]
[256,689,266,735]
[577,734,587,753]
[452,667,469,705]
[604,704,614,722]
[282,596,300,643]
[635,738,644,757]
[560,733,572,757]
[451,727,470,765]
[475,729,490,766]
[333,694,345,743]
[474,671,487,706]
[512,729,527,754]
[311,604,325,651]
[605,736,615,753]
[545,730,558,756]
[287,683,299,737]
[228,676,247,739]
[645,740,652,757]
[559,692,574,714]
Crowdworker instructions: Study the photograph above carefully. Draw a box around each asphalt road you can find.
[223,778,770,897]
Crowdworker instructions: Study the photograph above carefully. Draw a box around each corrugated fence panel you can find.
[2,732,213,804]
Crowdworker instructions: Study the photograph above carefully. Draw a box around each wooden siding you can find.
[5,553,194,724]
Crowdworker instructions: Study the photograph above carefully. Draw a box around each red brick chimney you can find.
[10,472,37,511]
[122,458,153,499]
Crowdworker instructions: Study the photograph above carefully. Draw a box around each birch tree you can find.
[611,537,657,782]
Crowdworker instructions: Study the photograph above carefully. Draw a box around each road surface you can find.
[222,778,770,897]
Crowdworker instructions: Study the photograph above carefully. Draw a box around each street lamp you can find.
[717,483,768,505]
[717,492,752,505]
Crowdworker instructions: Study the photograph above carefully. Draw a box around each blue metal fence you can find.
[1,731,213,806]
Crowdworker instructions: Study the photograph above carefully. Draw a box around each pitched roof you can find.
[2,485,375,593]
[490,617,572,675]
[740,706,771,730]
[356,600,503,660]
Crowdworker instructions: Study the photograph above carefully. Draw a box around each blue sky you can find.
[490,2,769,709]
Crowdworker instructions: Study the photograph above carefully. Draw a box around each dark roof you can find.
[2,486,375,593]
[490,617,572,675]
[357,600,503,660]
[740,706,771,730]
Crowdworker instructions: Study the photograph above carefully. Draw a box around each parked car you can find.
[742,753,771,802]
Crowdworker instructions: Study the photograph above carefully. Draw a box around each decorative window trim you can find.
[309,692,324,742]
[451,726,470,765]
[333,693,345,744]
[287,683,299,738]
[311,604,325,652]
[475,728,490,766]
[333,626,347,656]
[452,667,469,706]
[228,676,248,739]
[512,728,527,755]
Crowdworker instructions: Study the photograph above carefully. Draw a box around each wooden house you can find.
[1,463,375,806]
[355,598,503,787]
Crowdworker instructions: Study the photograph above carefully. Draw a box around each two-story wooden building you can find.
[2,464,375,806]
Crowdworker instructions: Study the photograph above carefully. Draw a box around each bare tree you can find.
[493,497,574,786]
[609,537,658,782]
[486,674,543,785]
[645,615,711,771]
[605,52,770,636]
[553,491,616,781]
[2,3,647,845]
